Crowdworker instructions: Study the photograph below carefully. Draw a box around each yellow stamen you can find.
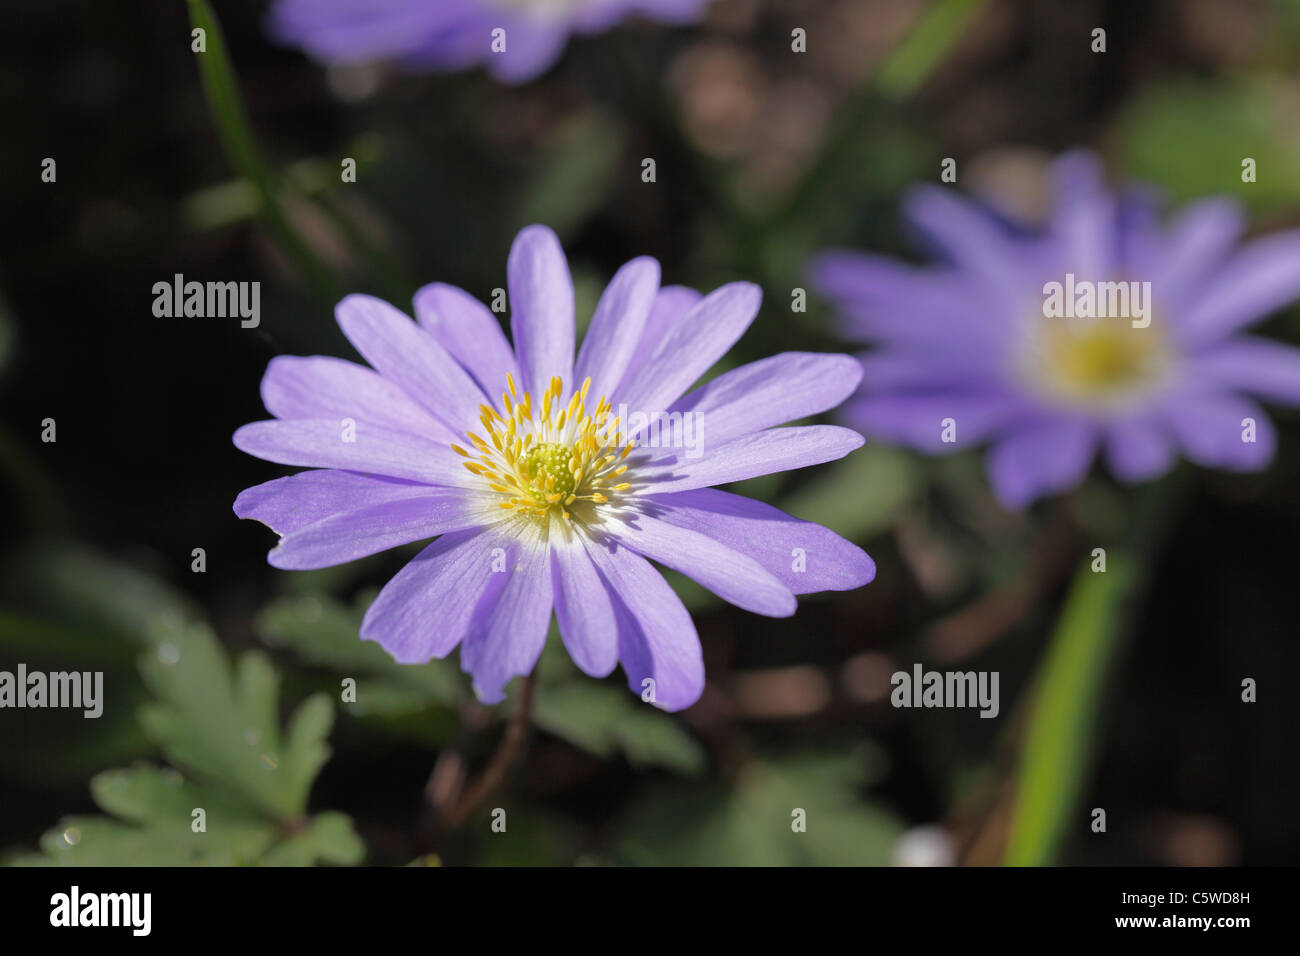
[454,375,638,524]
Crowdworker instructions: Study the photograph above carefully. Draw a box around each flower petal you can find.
[413,282,519,397]
[1162,390,1276,471]
[551,528,619,678]
[618,284,703,387]
[644,488,875,594]
[1104,414,1177,483]
[635,425,864,494]
[584,538,704,711]
[667,352,863,448]
[572,0,712,31]
[987,418,1097,508]
[233,469,438,536]
[901,186,1034,313]
[810,251,995,350]
[268,0,468,64]
[268,489,490,570]
[845,391,1024,453]
[574,256,660,402]
[855,350,1000,392]
[617,282,761,412]
[360,526,510,664]
[232,419,472,487]
[336,293,486,432]
[459,525,554,703]
[603,509,796,616]
[1049,151,1118,280]
[1147,197,1244,310]
[508,224,575,396]
[483,21,568,84]
[1179,230,1300,346]
[259,355,457,441]
[1188,337,1300,407]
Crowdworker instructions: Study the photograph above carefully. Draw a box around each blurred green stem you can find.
[876,0,989,101]
[1002,553,1136,866]
[1003,479,1188,865]
[183,0,345,302]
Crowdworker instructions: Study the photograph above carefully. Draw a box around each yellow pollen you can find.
[456,375,635,524]
[1030,316,1169,407]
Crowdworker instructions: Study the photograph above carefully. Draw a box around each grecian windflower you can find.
[811,152,1300,508]
[268,0,713,84]
[234,225,874,710]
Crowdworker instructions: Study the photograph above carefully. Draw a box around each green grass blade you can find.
[183,0,344,302]
[1003,553,1135,866]
[877,0,989,100]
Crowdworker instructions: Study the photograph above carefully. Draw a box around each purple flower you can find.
[268,0,713,84]
[811,152,1300,508]
[234,225,874,710]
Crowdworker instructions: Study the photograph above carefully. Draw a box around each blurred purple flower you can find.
[811,152,1300,508]
[268,0,712,84]
[234,225,873,710]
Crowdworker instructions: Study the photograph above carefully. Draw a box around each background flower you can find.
[269,0,714,83]
[812,152,1300,507]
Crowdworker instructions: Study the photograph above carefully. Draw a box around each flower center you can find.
[451,374,635,523]
[1027,316,1171,408]
[522,442,577,497]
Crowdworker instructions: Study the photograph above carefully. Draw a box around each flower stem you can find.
[875,0,990,101]
[183,0,345,303]
[1002,477,1188,865]
[440,673,537,833]
[1002,553,1136,865]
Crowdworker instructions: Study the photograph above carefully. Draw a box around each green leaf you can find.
[16,765,361,867]
[1,542,199,648]
[0,547,211,781]
[138,620,332,820]
[532,682,707,776]
[19,816,258,867]
[1116,78,1300,213]
[281,694,336,812]
[260,811,366,867]
[22,766,274,866]
[617,748,901,865]
[255,593,464,712]
[7,549,364,866]
[779,443,919,542]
